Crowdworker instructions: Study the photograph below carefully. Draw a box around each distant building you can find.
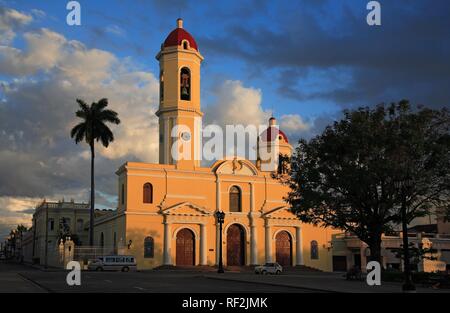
[30,199,90,266]
[437,214,450,235]
[21,230,33,262]
[332,218,450,273]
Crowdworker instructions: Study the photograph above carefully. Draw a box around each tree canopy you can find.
[286,101,450,263]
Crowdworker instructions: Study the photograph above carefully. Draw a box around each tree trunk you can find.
[89,142,95,246]
[368,235,383,266]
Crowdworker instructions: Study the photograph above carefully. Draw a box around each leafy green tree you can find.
[70,98,120,246]
[286,101,450,265]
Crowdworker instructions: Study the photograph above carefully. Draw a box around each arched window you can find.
[183,41,188,49]
[48,218,54,231]
[311,240,319,260]
[143,183,153,204]
[180,67,191,101]
[100,232,104,248]
[229,186,242,212]
[121,184,125,205]
[160,70,164,101]
[60,217,71,234]
[144,236,154,258]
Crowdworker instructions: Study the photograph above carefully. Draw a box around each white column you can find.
[163,221,172,265]
[265,224,272,263]
[251,224,258,265]
[250,183,255,211]
[216,178,221,211]
[200,224,207,265]
[171,117,176,164]
[163,117,169,164]
[295,226,304,266]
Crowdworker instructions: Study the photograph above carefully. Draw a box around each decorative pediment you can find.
[212,158,258,176]
[160,201,212,216]
[262,206,298,220]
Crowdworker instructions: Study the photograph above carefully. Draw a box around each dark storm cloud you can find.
[199,0,450,109]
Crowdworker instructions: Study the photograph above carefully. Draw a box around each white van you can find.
[88,255,137,272]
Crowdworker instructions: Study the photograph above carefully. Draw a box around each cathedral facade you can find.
[94,19,335,271]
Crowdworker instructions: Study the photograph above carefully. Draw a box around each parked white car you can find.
[88,255,137,272]
[255,262,283,275]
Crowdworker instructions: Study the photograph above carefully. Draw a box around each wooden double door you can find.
[227,224,245,266]
[176,228,195,266]
[275,231,292,267]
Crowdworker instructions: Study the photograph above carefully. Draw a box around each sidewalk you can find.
[0,262,47,293]
[16,261,65,272]
[204,272,450,293]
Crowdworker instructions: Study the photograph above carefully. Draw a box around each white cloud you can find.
[203,80,312,143]
[30,9,46,19]
[0,26,160,163]
[280,114,311,135]
[0,7,32,45]
[0,196,37,215]
[0,196,37,239]
[105,25,125,37]
[0,15,161,208]
[0,28,117,82]
[204,80,271,127]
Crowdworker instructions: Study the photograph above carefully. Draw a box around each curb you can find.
[17,273,53,293]
[203,275,343,293]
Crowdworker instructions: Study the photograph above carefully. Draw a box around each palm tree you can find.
[70,98,120,246]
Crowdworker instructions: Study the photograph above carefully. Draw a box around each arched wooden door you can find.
[276,231,292,267]
[176,228,195,266]
[227,224,245,266]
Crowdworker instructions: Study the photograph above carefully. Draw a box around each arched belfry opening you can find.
[180,67,191,101]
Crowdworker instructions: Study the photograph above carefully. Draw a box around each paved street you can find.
[1,262,449,293]
[0,262,311,293]
[0,263,46,293]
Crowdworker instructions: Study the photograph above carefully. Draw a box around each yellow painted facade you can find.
[94,19,336,271]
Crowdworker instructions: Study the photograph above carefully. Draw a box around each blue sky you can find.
[1,0,373,118]
[0,0,449,238]
[4,0,450,119]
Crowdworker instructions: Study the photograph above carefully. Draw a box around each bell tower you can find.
[257,117,293,172]
[156,18,204,169]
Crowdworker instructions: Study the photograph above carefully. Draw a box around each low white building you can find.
[30,199,90,266]
[332,220,450,273]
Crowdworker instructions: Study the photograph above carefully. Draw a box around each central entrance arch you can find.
[227,224,245,266]
[176,228,195,266]
[276,231,292,267]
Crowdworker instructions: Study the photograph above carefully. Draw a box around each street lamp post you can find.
[395,179,416,292]
[215,211,225,274]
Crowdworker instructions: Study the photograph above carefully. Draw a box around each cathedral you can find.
[94,19,335,271]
